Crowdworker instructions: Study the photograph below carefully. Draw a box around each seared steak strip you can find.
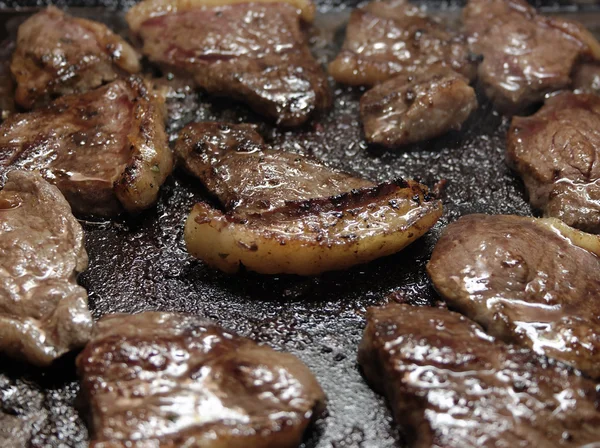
[127,0,330,126]
[11,6,140,109]
[427,214,600,378]
[507,92,600,233]
[359,304,600,447]
[329,0,476,87]
[463,0,600,112]
[77,312,326,447]
[0,170,92,366]
[360,66,477,147]
[177,122,442,275]
[0,77,173,217]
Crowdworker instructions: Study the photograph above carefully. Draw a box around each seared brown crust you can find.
[0,77,172,217]
[0,170,92,366]
[77,312,326,448]
[427,214,600,378]
[328,0,477,87]
[359,304,600,447]
[11,6,140,109]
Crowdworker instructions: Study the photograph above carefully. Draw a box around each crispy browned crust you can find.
[114,76,173,214]
[185,179,442,275]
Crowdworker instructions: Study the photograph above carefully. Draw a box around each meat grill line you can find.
[0,2,598,448]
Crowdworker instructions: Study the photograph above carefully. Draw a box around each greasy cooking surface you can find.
[0,3,596,448]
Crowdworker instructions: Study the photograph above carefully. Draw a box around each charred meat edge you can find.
[185,179,442,275]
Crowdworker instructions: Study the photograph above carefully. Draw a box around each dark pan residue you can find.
[0,2,594,448]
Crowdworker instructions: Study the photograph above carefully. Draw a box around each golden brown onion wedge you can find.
[127,0,315,32]
[535,217,600,257]
[185,180,442,275]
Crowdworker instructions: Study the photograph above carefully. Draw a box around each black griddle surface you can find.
[0,3,596,447]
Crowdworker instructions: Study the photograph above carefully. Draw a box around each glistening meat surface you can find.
[177,122,442,275]
[0,170,92,366]
[507,92,600,233]
[77,312,326,448]
[127,0,330,126]
[359,304,600,447]
[11,6,140,109]
[0,77,172,217]
[427,214,600,378]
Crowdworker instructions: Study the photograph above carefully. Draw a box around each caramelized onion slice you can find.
[185,180,442,275]
[127,0,315,32]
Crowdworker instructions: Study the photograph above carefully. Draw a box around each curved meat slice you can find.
[0,77,173,217]
[507,92,600,233]
[359,304,600,447]
[177,122,442,275]
[127,0,330,127]
[328,0,477,87]
[0,171,92,366]
[11,6,141,109]
[77,312,326,448]
[360,66,477,147]
[427,214,600,378]
[463,0,600,112]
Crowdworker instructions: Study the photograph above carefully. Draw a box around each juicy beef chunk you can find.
[0,77,173,217]
[0,171,92,366]
[359,304,600,447]
[77,312,326,448]
[360,66,477,147]
[507,92,600,233]
[11,6,141,110]
[328,0,477,87]
[463,0,600,113]
[427,214,600,378]
[127,0,330,127]
[177,122,442,275]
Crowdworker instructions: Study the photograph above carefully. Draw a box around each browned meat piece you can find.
[427,214,600,378]
[573,62,600,93]
[77,312,326,448]
[507,92,600,233]
[176,122,442,275]
[328,0,477,87]
[463,0,600,112]
[0,77,173,217]
[0,171,92,366]
[360,66,477,147]
[127,0,330,126]
[359,303,600,447]
[11,6,141,109]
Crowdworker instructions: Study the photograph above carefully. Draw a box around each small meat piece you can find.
[127,0,330,126]
[11,7,141,109]
[0,171,92,366]
[359,304,600,447]
[427,214,600,378]
[463,0,600,112]
[328,0,477,87]
[177,122,442,275]
[360,66,477,147]
[77,312,326,448]
[0,77,173,217]
[573,62,600,94]
[507,92,600,233]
